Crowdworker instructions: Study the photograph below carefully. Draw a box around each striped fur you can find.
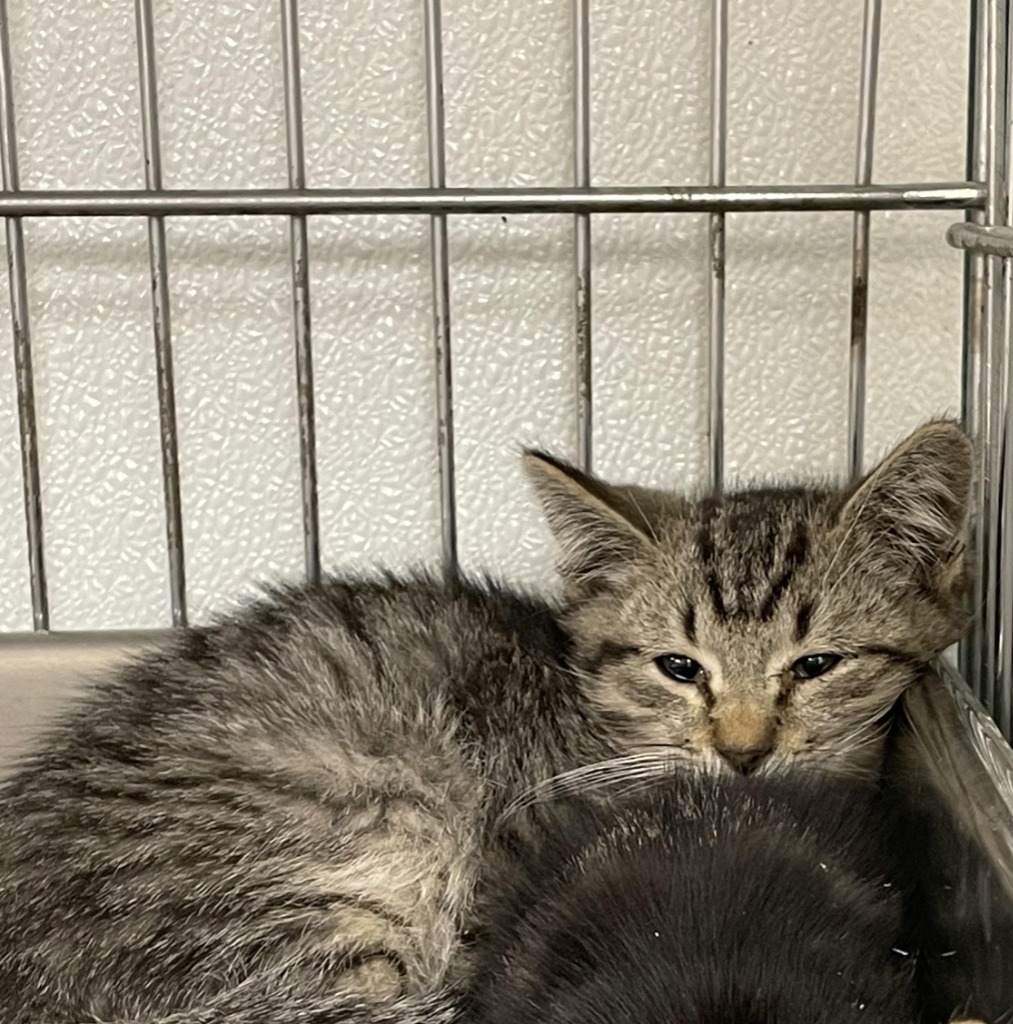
[0,421,971,1023]
[527,419,972,781]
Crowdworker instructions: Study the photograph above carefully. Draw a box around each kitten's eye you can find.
[790,653,843,680]
[654,654,705,684]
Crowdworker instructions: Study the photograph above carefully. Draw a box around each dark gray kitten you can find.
[0,421,971,1023]
[469,770,982,1024]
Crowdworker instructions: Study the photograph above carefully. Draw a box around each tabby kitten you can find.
[0,420,970,1024]
[470,770,927,1024]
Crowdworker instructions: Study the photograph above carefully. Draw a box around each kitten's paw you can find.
[338,952,405,1004]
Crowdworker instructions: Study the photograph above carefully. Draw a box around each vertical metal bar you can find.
[0,0,47,630]
[707,0,727,494]
[964,0,988,436]
[996,3,1013,739]
[1000,279,1013,739]
[280,0,320,584]
[135,0,187,626]
[978,0,1010,724]
[573,0,592,474]
[423,0,457,577]
[847,0,882,480]
[961,0,988,695]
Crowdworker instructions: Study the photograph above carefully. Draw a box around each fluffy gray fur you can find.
[0,420,972,1023]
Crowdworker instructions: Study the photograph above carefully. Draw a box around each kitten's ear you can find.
[835,420,972,582]
[523,450,655,590]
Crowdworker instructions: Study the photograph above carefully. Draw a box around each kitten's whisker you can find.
[498,752,681,823]
[801,713,889,775]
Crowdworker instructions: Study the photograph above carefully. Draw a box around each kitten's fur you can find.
[0,421,971,1023]
[469,771,923,1024]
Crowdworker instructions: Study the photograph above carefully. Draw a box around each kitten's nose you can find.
[711,702,774,775]
[717,745,771,775]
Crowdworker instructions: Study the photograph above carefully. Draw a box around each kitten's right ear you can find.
[523,450,654,591]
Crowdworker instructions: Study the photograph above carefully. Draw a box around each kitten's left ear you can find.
[523,450,656,591]
[836,419,972,581]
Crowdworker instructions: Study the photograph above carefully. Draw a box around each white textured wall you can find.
[0,0,968,633]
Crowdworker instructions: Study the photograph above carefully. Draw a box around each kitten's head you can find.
[525,420,972,778]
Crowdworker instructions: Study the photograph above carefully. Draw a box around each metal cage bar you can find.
[980,0,1008,725]
[707,0,727,493]
[960,1,987,700]
[951,0,1013,740]
[0,183,982,218]
[423,0,457,578]
[280,0,321,586]
[0,0,47,631]
[847,0,882,480]
[135,0,187,627]
[997,0,1013,741]
[573,0,592,473]
[2,1,1010,744]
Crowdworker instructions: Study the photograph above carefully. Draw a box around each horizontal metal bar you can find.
[0,628,171,652]
[0,183,984,218]
[0,629,170,684]
[948,221,1013,257]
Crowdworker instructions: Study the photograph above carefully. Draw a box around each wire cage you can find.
[1,0,1013,1015]
[0,0,1005,716]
